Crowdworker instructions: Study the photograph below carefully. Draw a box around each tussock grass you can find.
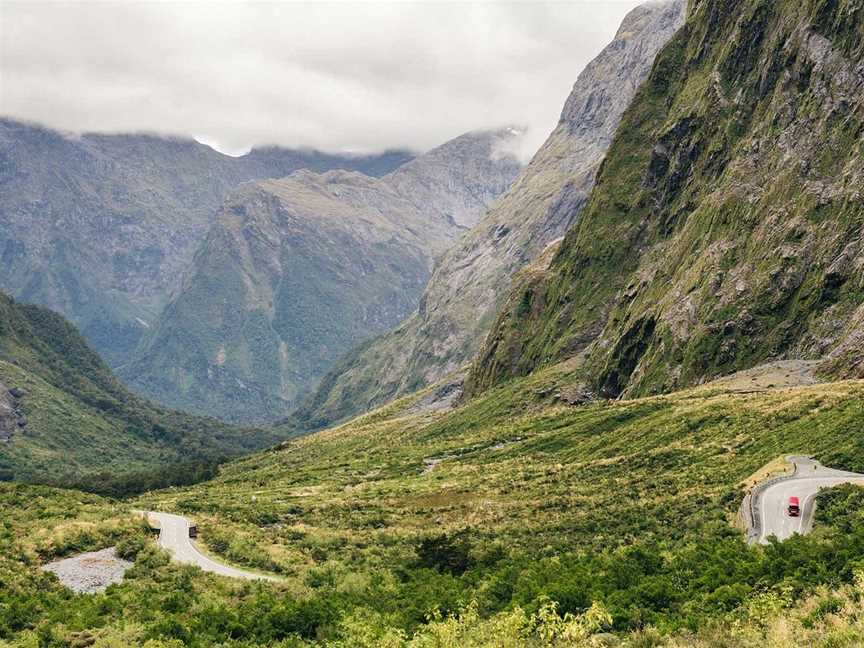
[4,367,864,645]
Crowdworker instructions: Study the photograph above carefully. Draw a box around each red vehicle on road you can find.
[787,496,800,517]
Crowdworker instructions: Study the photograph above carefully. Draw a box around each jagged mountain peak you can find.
[292,0,687,430]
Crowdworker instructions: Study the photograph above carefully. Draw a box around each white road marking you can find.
[756,459,864,544]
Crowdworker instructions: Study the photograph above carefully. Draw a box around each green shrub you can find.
[115,536,146,561]
[415,531,473,575]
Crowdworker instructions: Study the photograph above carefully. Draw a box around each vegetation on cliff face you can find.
[293,0,688,431]
[0,291,281,483]
[468,0,864,398]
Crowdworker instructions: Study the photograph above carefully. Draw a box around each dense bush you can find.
[4,486,864,647]
[415,531,474,575]
[4,354,864,645]
[42,459,224,499]
[115,535,148,561]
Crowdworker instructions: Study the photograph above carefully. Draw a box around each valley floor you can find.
[4,363,864,646]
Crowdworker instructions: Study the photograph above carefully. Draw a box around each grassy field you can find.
[3,364,864,646]
[137,364,864,640]
[148,365,864,559]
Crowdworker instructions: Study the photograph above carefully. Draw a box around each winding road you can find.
[147,511,280,581]
[754,457,864,544]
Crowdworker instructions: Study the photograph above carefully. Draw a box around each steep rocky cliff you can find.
[468,0,864,398]
[122,129,522,422]
[0,119,412,366]
[294,0,687,429]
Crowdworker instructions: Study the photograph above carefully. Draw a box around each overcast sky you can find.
[0,1,642,158]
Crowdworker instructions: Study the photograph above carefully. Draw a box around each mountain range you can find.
[4,0,864,645]
[0,119,413,367]
[119,129,523,421]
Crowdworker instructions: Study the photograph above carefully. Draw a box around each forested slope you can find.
[0,291,280,483]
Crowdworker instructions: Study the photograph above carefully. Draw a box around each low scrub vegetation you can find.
[39,460,223,499]
[4,368,864,645]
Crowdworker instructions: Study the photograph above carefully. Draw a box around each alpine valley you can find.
[2,1,864,647]
[294,0,688,430]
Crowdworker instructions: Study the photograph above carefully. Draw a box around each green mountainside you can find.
[0,291,281,483]
[0,118,412,367]
[121,130,522,423]
[468,0,864,399]
[292,0,687,431]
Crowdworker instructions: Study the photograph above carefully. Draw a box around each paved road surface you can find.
[148,511,279,581]
[757,457,864,544]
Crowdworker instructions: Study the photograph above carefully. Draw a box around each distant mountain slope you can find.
[121,129,523,422]
[0,291,280,482]
[294,0,687,430]
[0,118,412,366]
[468,0,864,397]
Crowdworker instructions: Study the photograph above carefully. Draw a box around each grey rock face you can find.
[0,382,26,443]
[0,119,412,366]
[0,383,16,442]
[386,128,524,229]
[295,0,687,429]
[121,129,522,422]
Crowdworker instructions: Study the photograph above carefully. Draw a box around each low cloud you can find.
[0,1,641,157]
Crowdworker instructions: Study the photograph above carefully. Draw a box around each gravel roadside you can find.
[42,547,132,594]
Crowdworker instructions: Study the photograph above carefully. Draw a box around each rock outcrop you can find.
[294,0,687,430]
[121,129,523,422]
[468,0,864,397]
[0,382,22,443]
[0,119,412,366]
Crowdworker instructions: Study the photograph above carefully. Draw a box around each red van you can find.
[788,496,800,517]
